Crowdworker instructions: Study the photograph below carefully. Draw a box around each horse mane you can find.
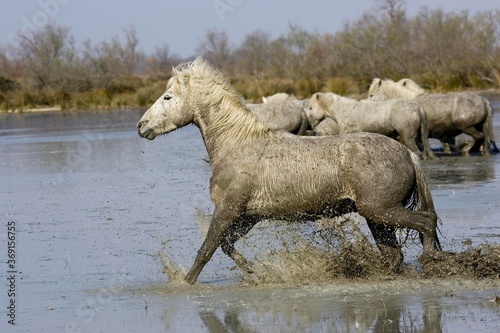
[397,78,427,95]
[312,92,357,112]
[171,57,272,153]
[328,92,359,104]
[370,78,419,99]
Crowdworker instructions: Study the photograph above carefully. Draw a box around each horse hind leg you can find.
[366,220,403,272]
[358,204,439,257]
[397,131,423,159]
[458,126,485,156]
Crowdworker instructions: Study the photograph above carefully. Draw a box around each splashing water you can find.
[158,250,189,285]
[158,215,395,285]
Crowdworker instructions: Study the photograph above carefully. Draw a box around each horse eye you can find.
[164,95,172,101]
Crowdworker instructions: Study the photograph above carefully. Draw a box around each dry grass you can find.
[1,71,498,112]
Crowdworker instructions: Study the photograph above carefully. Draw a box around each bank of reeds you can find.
[0,75,168,112]
[2,72,499,113]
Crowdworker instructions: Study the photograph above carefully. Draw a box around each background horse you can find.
[309,92,435,160]
[368,78,498,156]
[247,99,310,135]
[262,92,295,104]
[137,58,440,284]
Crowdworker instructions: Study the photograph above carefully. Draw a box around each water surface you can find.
[0,105,499,332]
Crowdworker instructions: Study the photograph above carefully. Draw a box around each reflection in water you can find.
[153,280,500,333]
[424,155,496,186]
[184,288,450,333]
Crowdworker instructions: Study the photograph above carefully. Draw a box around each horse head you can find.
[308,93,330,123]
[368,90,389,101]
[367,78,385,99]
[137,74,193,140]
[397,78,427,95]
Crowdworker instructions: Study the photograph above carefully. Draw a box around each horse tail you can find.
[407,152,442,251]
[483,97,499,153]
[418,104,436,159]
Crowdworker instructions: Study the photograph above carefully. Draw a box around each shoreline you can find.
[2,89,500,115]
[1,105,146,114]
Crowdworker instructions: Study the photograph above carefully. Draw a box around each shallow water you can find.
[0,104,499,333]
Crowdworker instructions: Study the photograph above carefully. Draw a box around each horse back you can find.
[417,93,486,130]
[211,132,415,218]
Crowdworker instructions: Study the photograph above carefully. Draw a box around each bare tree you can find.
[146,44,183,76]
[120,26,143,75]
[13,22,76,89]
[233,30,271,78]
[0,47,10,77]
[468,11,499,85]
[375,0,405,20]
[331,13,386,82]
[81,38,123,89]
[267,24,316,79]
[197,29,233,71]
[81,26,144,89]
[410,9,491,87]
[301,34,336,79]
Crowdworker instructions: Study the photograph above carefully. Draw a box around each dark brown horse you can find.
[137,58,441,284]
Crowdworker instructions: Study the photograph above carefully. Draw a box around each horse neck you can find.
[326,95,355,115]
[192,89,272,162]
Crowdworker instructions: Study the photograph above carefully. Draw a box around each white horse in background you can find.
[247,99,310,135]
[309,92,435,159]
[262,92,295,104]
[368,78,498,156]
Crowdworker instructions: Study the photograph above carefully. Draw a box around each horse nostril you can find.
[137,121,143,130]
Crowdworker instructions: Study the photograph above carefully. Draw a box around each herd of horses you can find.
[250,79,498,159]
[137,58,496,284]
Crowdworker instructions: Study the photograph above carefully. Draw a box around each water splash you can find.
[158,250,189,285]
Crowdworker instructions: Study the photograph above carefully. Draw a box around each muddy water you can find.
[0,105,499,332]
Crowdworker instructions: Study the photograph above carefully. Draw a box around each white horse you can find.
[309,92,435,159]
[368,78,498,156]
[137,58,440,284]
[247,99,310,135]
[262,92,295,104]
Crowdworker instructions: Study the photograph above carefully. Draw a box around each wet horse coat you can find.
[137,58,440,284]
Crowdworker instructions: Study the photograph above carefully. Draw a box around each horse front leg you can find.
[366,220,403,272]
[185,207,241,284]
[221,216,259,274]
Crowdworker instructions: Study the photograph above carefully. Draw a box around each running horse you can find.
[137,58,441,284]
